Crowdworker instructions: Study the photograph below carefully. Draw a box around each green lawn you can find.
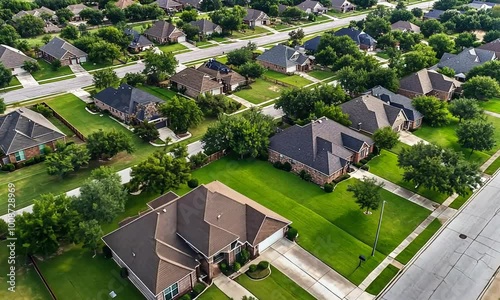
[365,265,400,295]
[308,69,336,80]
[9,76,21,87]
[197,285,229,300]
[47,115,76,137]
[479,98,500,114]
[376,51,390,59]
[0,242,52,300]
[395,219,442,265]
[326,8,370,18]
[234,78,283,104]
[81,60,122,72]
[368,150,449,203]
[157,43,188,53]
[449,189,473,210]
[39,75,76,84]
[32,60,73,81]
[264,70,312,87]
[137,85,177,101]
[485,156,500,175]
[21,33,60,47]
[235,266,315,300]
[37,246,144,300]
[183,158,430,284]
[413,115,500,165]
[231,26,270,39]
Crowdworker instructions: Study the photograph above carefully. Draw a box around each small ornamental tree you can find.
[413,96,449,127]
[133,120,160,142]
[372,126,399,150]
[347,177,384,214]
[448,98,482,122]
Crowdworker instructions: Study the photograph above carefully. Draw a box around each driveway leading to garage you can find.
[16,71,39,87]
[259,238,374,300]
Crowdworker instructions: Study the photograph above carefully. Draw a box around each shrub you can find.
[353,162,363,168]
[51,59,61,70]
[248,264,258,272]
[299,170,312,182]
[179,294,191,300]
[187,178,199,188]
[193,283,205,295]
[282,162,292,172]
[258,149,269,161]
[189,152,208,170]
[102,245,112,258]
[14,162,24,169]
[1,164,15,172]
[360,165,370,171]
[238,248,250,264]
[220,262,227,273]
[359,158,368,165]
[367,153,376,160]
[333,174,351,184]
[257,261,269,270]
[33,104,53,118]
[233,262,241,272]
[120,267,129,278]
[287,227,298,241]
[273,161,283,169]
[24,157,36,166]
[323,183,334,193]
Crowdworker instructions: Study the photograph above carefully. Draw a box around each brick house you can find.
[156,0,183,13]
[197,59,246,93]
[296,0,328,14]
[330,0,356,13]
[0,44,36,75]
[0,108,65,165]
[170,67,224,98]
[269,117,374,185]
[256,44,314,74]
[93,84,166,127]
[243,8,270,27]
[334,28,376,51]
[398,69,462,101]
[66,4,89,21]
[144,20,186,44]
[103,181,291,300]
[39,37,87,66]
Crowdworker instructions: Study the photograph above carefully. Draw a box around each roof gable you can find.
[39,37,87,60]
[0,45,35,69]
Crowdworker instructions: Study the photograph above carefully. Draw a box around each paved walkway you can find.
[350,169,439,211]
[71,88,93,103]
[16,72,39,87]
[484,110,500,119]
[297,72,321,83]
[258,238,373,300]
[259,24,279,34]
[480,148,500,172]
[398,131,429,146]
[228,94,256,108]
[213,275,257,299]
[180,41,198,50]
[69,64,89,77]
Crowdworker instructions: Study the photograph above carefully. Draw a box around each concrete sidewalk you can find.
[213,275,257,299]
[297,72,321,83]
[228,94,256,108]
[398,131,429,146]
[484,110,500,119]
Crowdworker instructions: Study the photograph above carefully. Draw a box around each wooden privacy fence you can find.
[29,255,57,300]
[42,102,86,141]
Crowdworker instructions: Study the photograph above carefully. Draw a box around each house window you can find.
[234,245,241,255]
[213,252,225,263]
[163,283,179,300]
[15,150,25,161]
[39,144,45,154]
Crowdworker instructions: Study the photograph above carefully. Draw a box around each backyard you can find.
[479,98,500,114]
[31,60,73,81]
[264,70,312,87]
[235,265,316,300]
[234,78,284,104]
[137,85,178,101]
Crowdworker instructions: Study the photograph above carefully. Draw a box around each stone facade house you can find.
[369,86,424,130]
[93,84,166,127]
[103,181,291,300]
[170,67,224,98]
[330,0,356,13]
[243,8,270,27]
[144,20,186,44]
[0,108,65,165]
[256,44,314,74]
[39,37,87,66]
[398,69,462,101]
[269,117,374,185]
[340,94,409,134]
[0,45,36,75]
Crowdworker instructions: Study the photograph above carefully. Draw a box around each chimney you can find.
[357,122,362,130]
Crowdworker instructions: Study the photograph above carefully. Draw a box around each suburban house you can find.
[170,68,223,98]
[39,37,87,66]
[369,86,424,130]
[102,181,291,300]
[302,36,322,53]
[244,8,270,27]
[391,21,420,33]
[334,28,376,51]
[12,6,55,20]
[296,0,328,14]
[468,0,497,10]
[478,38,500,56]
[340,94,408,134]
[0,108,65,165]
[156,0,184,12]
[190,20,222,37]
[93,84,166,127]
[432,47,496,80]
[330,0,356,13]
[256,44,314,74]
[398,69,462,101]
[115,0,135,9]
[0,44,36,75]
[197,59,246,92]
[269,117,374,185]
[144,20,186,44]
[124,28,154,53]
[423,9,446,20]
[66,3,89,21]
[177,0,202,9]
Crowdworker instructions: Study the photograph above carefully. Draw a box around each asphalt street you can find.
[1,1,435,104]
[379,171,500,300]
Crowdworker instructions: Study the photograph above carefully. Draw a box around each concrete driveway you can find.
[260,238,373,300]
[398,131,429,146]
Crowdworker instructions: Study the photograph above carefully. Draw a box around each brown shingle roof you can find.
[145,20,182,40]
[399,69,461,95]
[170,68,223,94]
[115,0,135,9]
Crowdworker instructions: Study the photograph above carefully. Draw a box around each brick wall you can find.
[397,88,421,99]
[7,140,61,164]
[257,60,289,74]
[94,99,127,122]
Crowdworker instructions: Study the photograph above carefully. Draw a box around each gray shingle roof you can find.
[0,45,35,69]
[478,38,500,56]
[170,67,223,93]
[190,19,220,34]
[12,6,55,20]
[369,86,423,122]
[39,37,87,60]
[340,94,407,134]
[436,47,496,75]
[296,0,325,11]
[197,59,246,86]
[144,20,182,39]
[423,9,446,19]
[468,0,497,9]
[334,28,376,47]
[391,21,420,33]
[156,0,183,9]
[124,28,153,48]
[331,0,355,9]
[303,36,322,52]
[176,0,201,8]
[0,108,65,155]
[256,44,311,68]
[66,4,88,15]
[244,8,269,22]
[269,117,374,175]
[399,69,461,95]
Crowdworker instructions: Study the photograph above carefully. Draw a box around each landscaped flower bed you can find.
[246,261,270,280]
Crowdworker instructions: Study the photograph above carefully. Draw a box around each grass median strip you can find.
[365,265,400,296]
[395,218,442,265]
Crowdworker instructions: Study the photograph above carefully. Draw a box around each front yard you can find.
[31,60,73,81]
[395,219,442,265]
[157,42,188,53]
[235,265,315,300]
[197,285,229,300]
[230,26,270,39]
[234,79,284,104]
[485,156,500,175]
[264,70,312,87]
[308,69,336,80]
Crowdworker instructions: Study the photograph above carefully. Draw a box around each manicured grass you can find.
[234,78,283,104]
[376,51,390,59]
[395,219,442,265]
[81,60,122,72]
[308,69,336,80]
[0,242,52,300]
[485,155,500,175]
[37,246,144,300]
[157,43,188,53]
[9,76,21,87]
[326,8,370,18]
[21,33,60,47]
[47,115,76,137]
[412,115,500,164]
[449,189,473,210]
[235,265,316,300]
[195,41,212,47]
[183,158,430,284]
[231,26,270,39]
[31,60,73,81]
[197,285,229,300]
[365,265,400,295]
[39,75,76,84]
[264,70,312,87]
[388,141,411,155]
[368,150,449,203]
[137,85,177,101]
[479,98,500,114]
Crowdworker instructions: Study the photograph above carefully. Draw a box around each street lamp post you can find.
[371,200,386,256]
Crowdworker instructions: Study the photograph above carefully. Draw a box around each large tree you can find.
[93,69,119,90]
[288,28,305,47]
[0,63,13,88]
[455,32,476,50]
[130,144,191,194]
[347,177,384,214]
[420,19,444,38]
[74,220,103,257]
[133,120,160,142]
[364,16,391,39]
[313,102,351,126]
[467,61,500,82]
[60,24,79,40]
[79,8,104,25]
[96,26,132,50]
[373,126,399,150]
[55,8,74,24]
[428,33,455,58]
[398,142,481,196]
[448,98,482,122]
[105,5,126,24]
[159,96,204,134]
[226,47,253,66]
[15,15,45,37]
[196,93,241,117]
[457,119,496,156]
[86,130,134,160]
[413,96,449,127]
[180,9,198,23]
[46,143,90,177]
[210,6,246,34]
[143,51,178,84]
[88,40,121,64]
[238,62,265,79]
[463,76,500,100]
[0,24,20,47]
[402,44,438,75]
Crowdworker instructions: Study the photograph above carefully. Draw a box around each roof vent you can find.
[317,119,322,124]
[163,208,167,213]
[132,252,136,257]
[217,214,221,219]
[357,122,362,130]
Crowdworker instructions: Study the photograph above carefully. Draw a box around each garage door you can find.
[257,229,284,253]
[177,35,186,42]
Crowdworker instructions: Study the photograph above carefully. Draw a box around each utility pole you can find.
[372,200,386,256]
